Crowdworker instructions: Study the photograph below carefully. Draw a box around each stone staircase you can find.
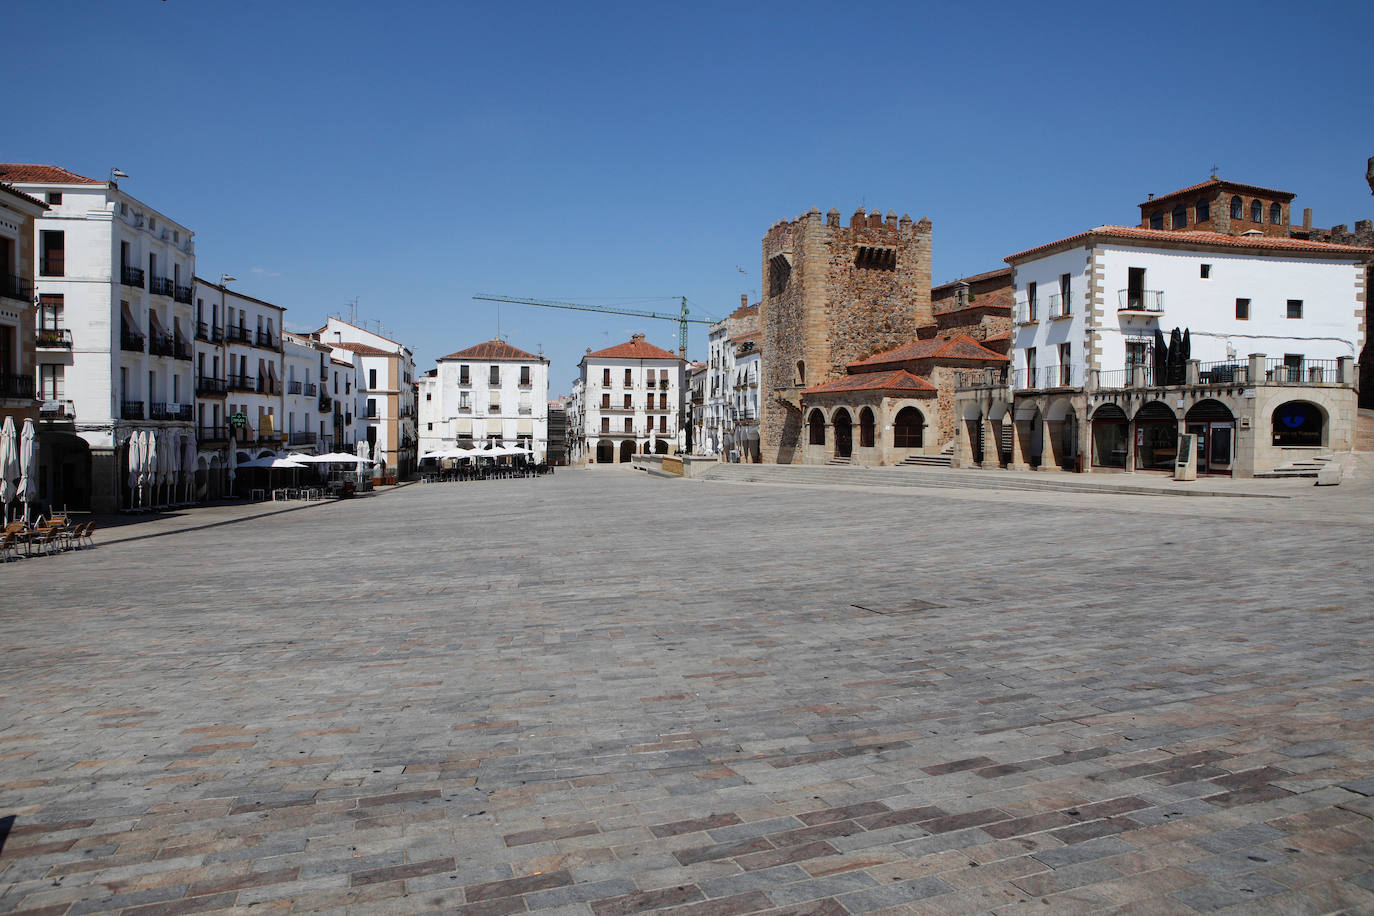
[897,440,956,468]
[1253,454,1334,479]
[824,455,851,466]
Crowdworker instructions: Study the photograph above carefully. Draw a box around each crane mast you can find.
[472,294,710,357]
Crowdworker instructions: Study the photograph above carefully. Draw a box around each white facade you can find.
[730,344,761,460]
[1010,231,1368,389]
[282,336,327,453]
[704,319,735,455]
[577,334,686,464]
[14,169,196,512]
[417,340,550,460]
[319,317,416,480]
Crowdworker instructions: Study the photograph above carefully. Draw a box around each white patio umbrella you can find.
[356,440,369,478]
[143,428,158,509]
[227,435,238,492]
[0,416,17,523]
[182,433,197,503]
[19,418,38,522]
[125,431,140,510]
[239,456,308,469]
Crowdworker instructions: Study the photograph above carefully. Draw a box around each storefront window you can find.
[1272,401,1324,447]
[1091,405,1128,468]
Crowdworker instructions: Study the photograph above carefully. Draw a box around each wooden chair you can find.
[0,531,19,562]
[75,522,95,550]
[31,523,65,556]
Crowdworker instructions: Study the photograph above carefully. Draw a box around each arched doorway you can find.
[960,403,983,464]
[988,402,1012,467]
[1271,400,1325,447]
[893,406,924,450]
[39,432,92,511]
[1185,399,1234,475]
[619,439,636,463]
[807,408,826,445]
[1046,399,1078,470]
[654,439,669,454]
[1091,404,1128,468]
[832,409,852,459]
[596,440,614,464]
[1134,401,1177,471]
[858,407,875,449]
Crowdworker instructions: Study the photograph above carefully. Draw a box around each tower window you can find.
[1200,264,1211,279]
[1270,202,1282,224]
[768,254,791,295]
[854,246,897,270]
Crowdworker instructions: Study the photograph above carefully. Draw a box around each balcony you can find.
[174,338,192,360]
[36,327,73,348]
[259,379,279,395]
[39,399,75,421]
[227,374,256,392]
[1046,294,1070,320]
[288,431,317,446]
[226,325,251,345]
[174,284,193,304]
[149,276,174,298]
[150,402,173,420]
[196,376,227,396]
[255,330,279,350]
[2,273,33,302]
[304,382,317,397]
[1118,289,1165,314]
[0,373,35,400]
[196,320,210,341]
[121,266,145,288]
[319,393,333,411]
[210,325,224,343]
[121,328,146,352]
[953,367,1010,391]
[121,399,144,420]
[198,425,229,442]
[149,332,175,357]
[1013,364,1082,390]
[1015,301,1038,325]
[287,380,303,395]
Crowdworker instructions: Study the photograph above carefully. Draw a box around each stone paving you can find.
[1,470,1372,915]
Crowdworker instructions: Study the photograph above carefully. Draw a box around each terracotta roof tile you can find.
[1137,178,1295,207]
[932,267,1012,291]
[586,337,682,361]
[729,303,759,319]
[440,339,540,361]
[802,370,935,396]
[1006,225,1374,262]
[330,342,395,357]
[0,182,47,209]
[849,334,1009,369]
[0,163,102,185]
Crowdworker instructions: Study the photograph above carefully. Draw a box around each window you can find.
[1270,202,1282,224]
[427,422,433,431]
[459,364,470,384]
[366,398,376,418]
[623,394,631,408]
[40,230,64,276]
[623,418,632,432]
[1025,346,1036,382]
[39,364,63,399]
[796,360,805,384]
[893,407,924,448]
[1027,281,1037,321]
[425,392,431,401]
[1171,203,1187,229]
[1230,196,1243,219]
[489,365,500,385]
[368,368,377,389]
[1250,199,1262,222]
[1059,274,1071,315]
[1149,211,1163,230]
[1200,264,1211,279]
[1058,343,1072,385]
[38,294,63,329]
[600,417,610,433]
[602,393,611,408]
[519,365,530,386]
[1196,199,1210,223]
[1286,299,1303,319]
[602,367,610,386]
[768,254,791,295]
[1272,401,1323,446]
[1125,339,1151,369]
[624,368,632,386]
[1236,298,1250,320]
[46,192,61,205]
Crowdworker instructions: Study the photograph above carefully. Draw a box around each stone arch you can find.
[1044,397,1079,469]
[1091,403,1129,468]
[654,439,670,454]
[893,406,925,448]
[807,408,826,445]
[39,430,92,511]
[619,439,636,463]
[858,407,875,448]
[1271,400,1326,447]
[832,408,853,459]
[596,440,614,464]
[1133,400,1177,471]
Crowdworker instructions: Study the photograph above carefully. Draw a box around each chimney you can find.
[740,293,748,311]
[1303,207,1312,230]
[1147,193,1154,201]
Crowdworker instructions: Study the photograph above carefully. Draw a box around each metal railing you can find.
[149,332,175,357]
[1197,361,1250,384]
[1118,289,1165,312]
[953,367,1010,390]
[174,284,193,304]
[1013,364,1082,390]
[121,266,144,288]
[226,325,252,344]
[174,338,192,360]
[255,330,279,349]
[1015,300,1038,324]
[39,399,74,421]
[35,327,73,348]
[196,320,210,341]
[149,276,174,297]
[1095,369,1130,388]
[1046,294,1065,319]
[196,376,227,395]
[319,394,333,411]
[0,373,35,399]
[304,382,317,396]
[150,402,173,420]
[2,273,33,301]
[227,374,256,392]
[259,378,279,395]
[287,380,303,394]
[1264,357,1342,384]
[288,431,317,445]
[210,325,224,343]
[121,399,144,420]
[198,425,229,442]
[121,328,145,352]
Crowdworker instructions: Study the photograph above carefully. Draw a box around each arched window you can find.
[1230,195,1243,219]
[893,406,924,448]
[807,408,826,445]
[1272,401,1324,447]
[1171,203,1187,229]
[832,409,852,458]
[1250,199,1262,222]
[795,360,805,385]
[1133,401,1177,471]
[1195,198,1210,223]
[1091,404,1128,468]
[1149,210,1163,230]
[1269,202,1281,224]
[858,407,875,448]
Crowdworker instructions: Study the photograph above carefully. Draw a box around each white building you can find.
[704,296,758,456]
[4,164,196,512]
[318,318,416,482]
[282,334,329,453]
[577,334,686,464]
[417,338,550,460]
[729,334,762,462]
[567,377,586,464]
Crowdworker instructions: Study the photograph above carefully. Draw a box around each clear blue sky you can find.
[7,0,1372,393]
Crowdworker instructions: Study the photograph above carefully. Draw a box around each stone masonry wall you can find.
[760,206,932,463]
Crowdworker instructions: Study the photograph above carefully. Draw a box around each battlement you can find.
[765,206,930,243]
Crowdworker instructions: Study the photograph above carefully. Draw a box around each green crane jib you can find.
[472,294,710,357]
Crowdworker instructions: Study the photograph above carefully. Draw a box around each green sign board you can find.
[229,412,247,428]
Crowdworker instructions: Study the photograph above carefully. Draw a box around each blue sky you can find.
[7,0,1372,392]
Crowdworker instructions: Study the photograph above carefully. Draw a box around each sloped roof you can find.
[848,334,1009,370]
[803,369,935,396]
[932,267,1012,292]
[586,338,681,360]
[440,339,540,361]
[0,163,102,185]
[1006,225,1374,262]
[1138,178,1295,207]
[0,182,47,210]
[330,342,395,357]
[729,302,759,319]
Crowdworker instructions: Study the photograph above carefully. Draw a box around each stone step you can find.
[899,454,952,467]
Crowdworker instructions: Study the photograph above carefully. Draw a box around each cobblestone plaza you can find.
[1,472,1372,915]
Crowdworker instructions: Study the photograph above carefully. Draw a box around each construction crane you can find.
[472,294,712,358]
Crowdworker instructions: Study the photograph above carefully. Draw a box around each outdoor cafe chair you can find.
[0,531,20,562]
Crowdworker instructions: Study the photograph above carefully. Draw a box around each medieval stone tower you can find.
[759,206,933,463]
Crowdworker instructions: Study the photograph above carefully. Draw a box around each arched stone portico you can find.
[798,394,938,466]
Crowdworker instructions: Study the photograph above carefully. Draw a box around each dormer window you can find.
[1171,204,1187,229]
[1269,202,1281,224]
[1230,196,1243,219]
[1195,199,1210,223]
[1250,200,1262,222]
[1149,211,1163,230]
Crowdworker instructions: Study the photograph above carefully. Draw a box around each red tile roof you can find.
[0,182,47,210]
[585,338,682,361]
[848,334,1009,369]
[330,342,395,357]
[440,339,540,361]
[729,303,759,320]
[983,331,1011,342]
[932,267,1012,291]
[803,370,935,396]
[0,163,101,185]
[731,331,759,343]
[1138,178,1294,207]
[1006,225,1374,262]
